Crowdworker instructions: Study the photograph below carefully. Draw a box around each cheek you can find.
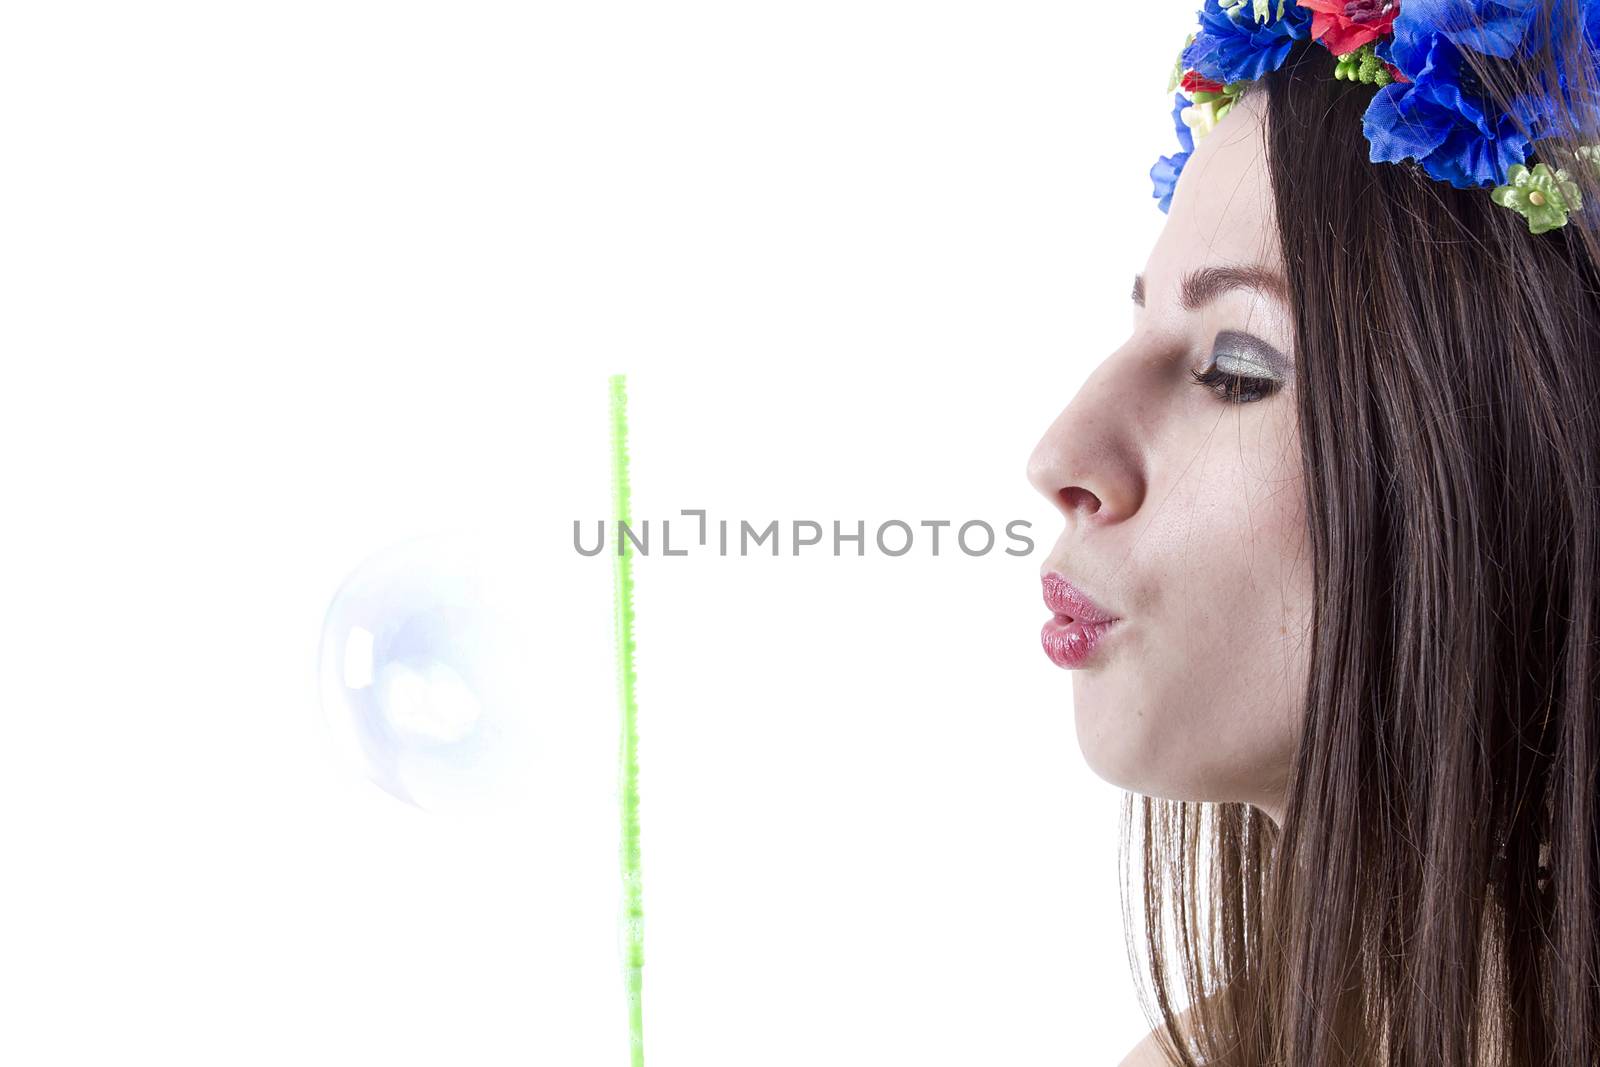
[1072,439,1312,806]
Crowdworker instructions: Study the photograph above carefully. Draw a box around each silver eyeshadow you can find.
[1212,329,1293,381]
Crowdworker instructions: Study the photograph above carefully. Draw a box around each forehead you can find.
[1149,90,1280,284]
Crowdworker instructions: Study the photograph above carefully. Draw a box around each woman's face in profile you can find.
[1027,90,1312,821]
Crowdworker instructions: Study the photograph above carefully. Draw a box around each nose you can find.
[1025,375,1141,528]
[1027,433,1103,522]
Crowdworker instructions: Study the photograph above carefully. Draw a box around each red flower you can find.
[1180,70,1226,95]
[1296,0,1399,56]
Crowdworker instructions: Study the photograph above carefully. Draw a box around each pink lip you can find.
[1039,572,1121,669]
[1041,572,1118,623]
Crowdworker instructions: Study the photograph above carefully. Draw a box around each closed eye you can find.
[1189,331,1288,405]
[1189,363,1281,405]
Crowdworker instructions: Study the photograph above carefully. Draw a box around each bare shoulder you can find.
[1117,993,1221,1066]
[1117,1024,1176,1067]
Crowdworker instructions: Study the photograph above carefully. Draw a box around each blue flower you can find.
[1151,93,1195,213]
[1362,0,1600,188]
[1182,0,1312,84]
[1387,0,1539,60]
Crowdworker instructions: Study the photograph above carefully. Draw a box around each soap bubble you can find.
[317,532,541,816]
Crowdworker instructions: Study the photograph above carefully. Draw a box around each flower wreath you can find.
[1152,0,1600,234]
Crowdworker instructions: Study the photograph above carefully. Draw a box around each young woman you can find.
[1027,3,1600,1063]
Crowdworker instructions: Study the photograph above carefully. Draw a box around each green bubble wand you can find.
[608,374,645,1065]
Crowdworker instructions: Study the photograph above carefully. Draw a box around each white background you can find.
[1,2,1195,1063]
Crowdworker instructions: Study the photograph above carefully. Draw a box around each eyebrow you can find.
[1132,264,1290,311]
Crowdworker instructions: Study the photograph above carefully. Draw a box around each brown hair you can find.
[1125,6,1600,1064]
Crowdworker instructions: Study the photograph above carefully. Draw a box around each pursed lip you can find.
[1040,571,1119,624]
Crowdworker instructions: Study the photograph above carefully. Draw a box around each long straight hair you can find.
[1125,7,1600,1064]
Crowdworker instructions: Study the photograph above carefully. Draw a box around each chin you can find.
[1069,677,1228,802]
[1070,675,1163,793]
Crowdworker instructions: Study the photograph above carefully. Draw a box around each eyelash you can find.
[1189,361,1282,405]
